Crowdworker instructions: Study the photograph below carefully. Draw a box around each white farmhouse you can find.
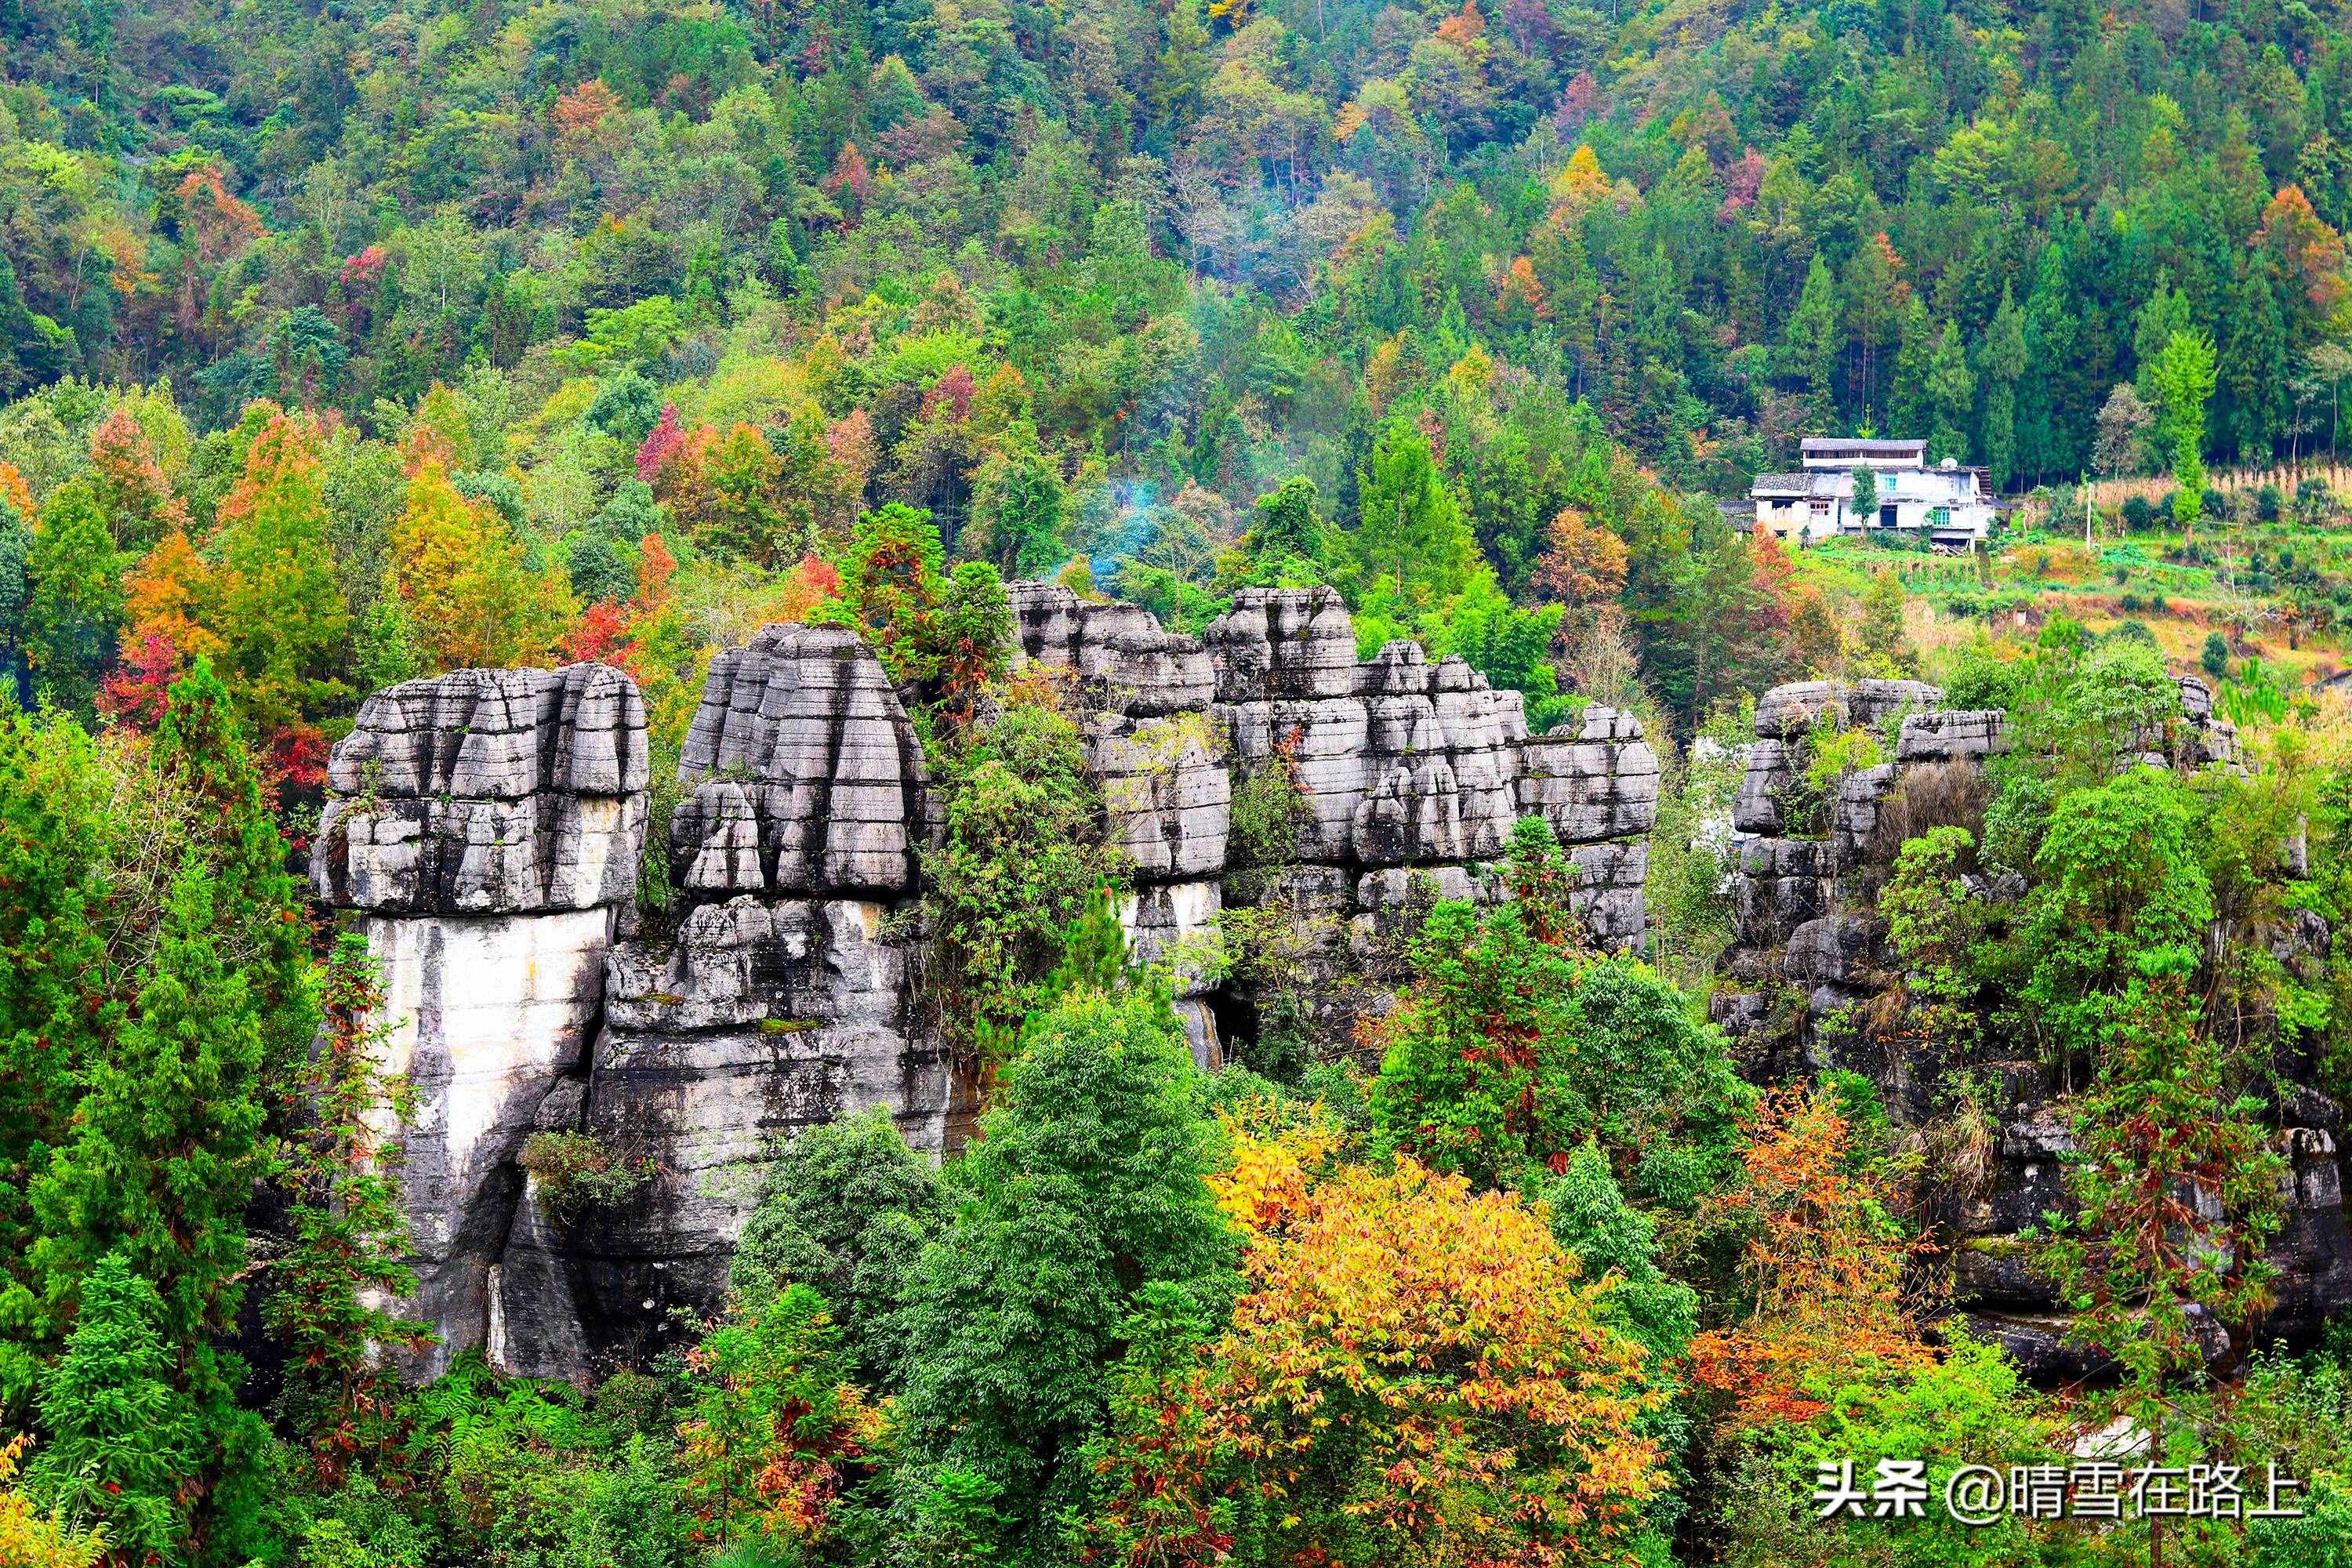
[1751,437,1995,549]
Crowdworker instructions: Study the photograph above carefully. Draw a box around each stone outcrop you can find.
[1711,674,2348,1360]
[572,629,953,1374]
[316,585,1663,1377]
[314,615,2352,1386]
[314,664,649,914]
[1006,583,1661,1060]
[310,664,650,1379]
[671,623,937,896]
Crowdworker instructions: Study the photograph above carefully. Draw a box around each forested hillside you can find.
[5,0,2352,1563]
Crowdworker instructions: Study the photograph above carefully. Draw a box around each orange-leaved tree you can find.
[1083,1123,1671,1568]
[1688,1086,1928,1428]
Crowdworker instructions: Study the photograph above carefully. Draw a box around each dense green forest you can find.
[6,0,2352,1563]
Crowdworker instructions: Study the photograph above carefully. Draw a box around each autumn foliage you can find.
[1688,1087,1928,1428]
[1085,1124,1670,1568]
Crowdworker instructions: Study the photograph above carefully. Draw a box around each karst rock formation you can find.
[313,601,2352,1384]
[310,584,1661,1377]
[1709,674,2352,1377]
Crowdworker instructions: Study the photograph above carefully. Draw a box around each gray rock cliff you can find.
[310,663,650,1379]
[314,585,1663,1376]
[1711,674,2349,1369]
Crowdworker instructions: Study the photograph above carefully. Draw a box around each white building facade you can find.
[1751,438,1995,549]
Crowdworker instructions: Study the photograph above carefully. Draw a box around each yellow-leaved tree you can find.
[0,1436,104,1568]
[1081,1109,1671,1567]
[390,437,572,672]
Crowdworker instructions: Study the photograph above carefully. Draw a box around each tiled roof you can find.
[1801,437,1927,455]
[1751,472,1811,493]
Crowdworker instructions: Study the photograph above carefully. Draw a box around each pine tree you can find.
[29,858,267,1357]
[1889,297,1934,441]
[2132,272,2193,402]
[1781,252,1843,429]
[152,659,316,1085]
[1348,417,1478,610]
[2019,245,2082,483]
[25,1254,202,1563]
[1842,234,1907,427]
[1925,321,1976,464]
[20,847,281,1557]
[2219,267,2288,463]
[0,713,113,1409]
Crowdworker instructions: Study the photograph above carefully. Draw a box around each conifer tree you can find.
[267,934,430,1483]
[1348,416,1477,610]
[1889,297,1935,441]
[1781,252,1842,428]
[23,855,278,1560]
[2219,267,2288,462]
[0,713,112,1409]
[24,1253,202,1563]
[1981,284,2027,490]
[2132,273,2193,403]
[29,858,266,1357]
[1925,321,1976,464]
[152,659,315,1083]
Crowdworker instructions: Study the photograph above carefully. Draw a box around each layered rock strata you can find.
[318,586,1662,1376]
[1011,583,1662,1055]
[310,665,650,1379]
[1711,675,2349,1371]
[582,627,955,1371]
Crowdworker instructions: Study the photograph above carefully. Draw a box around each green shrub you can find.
[728,1106,949,1387]
[518,1132,654,1225]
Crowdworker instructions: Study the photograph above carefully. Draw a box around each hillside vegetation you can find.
[3,0,2352,1563]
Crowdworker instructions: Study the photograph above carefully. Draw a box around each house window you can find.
[1929,506,1951,528]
